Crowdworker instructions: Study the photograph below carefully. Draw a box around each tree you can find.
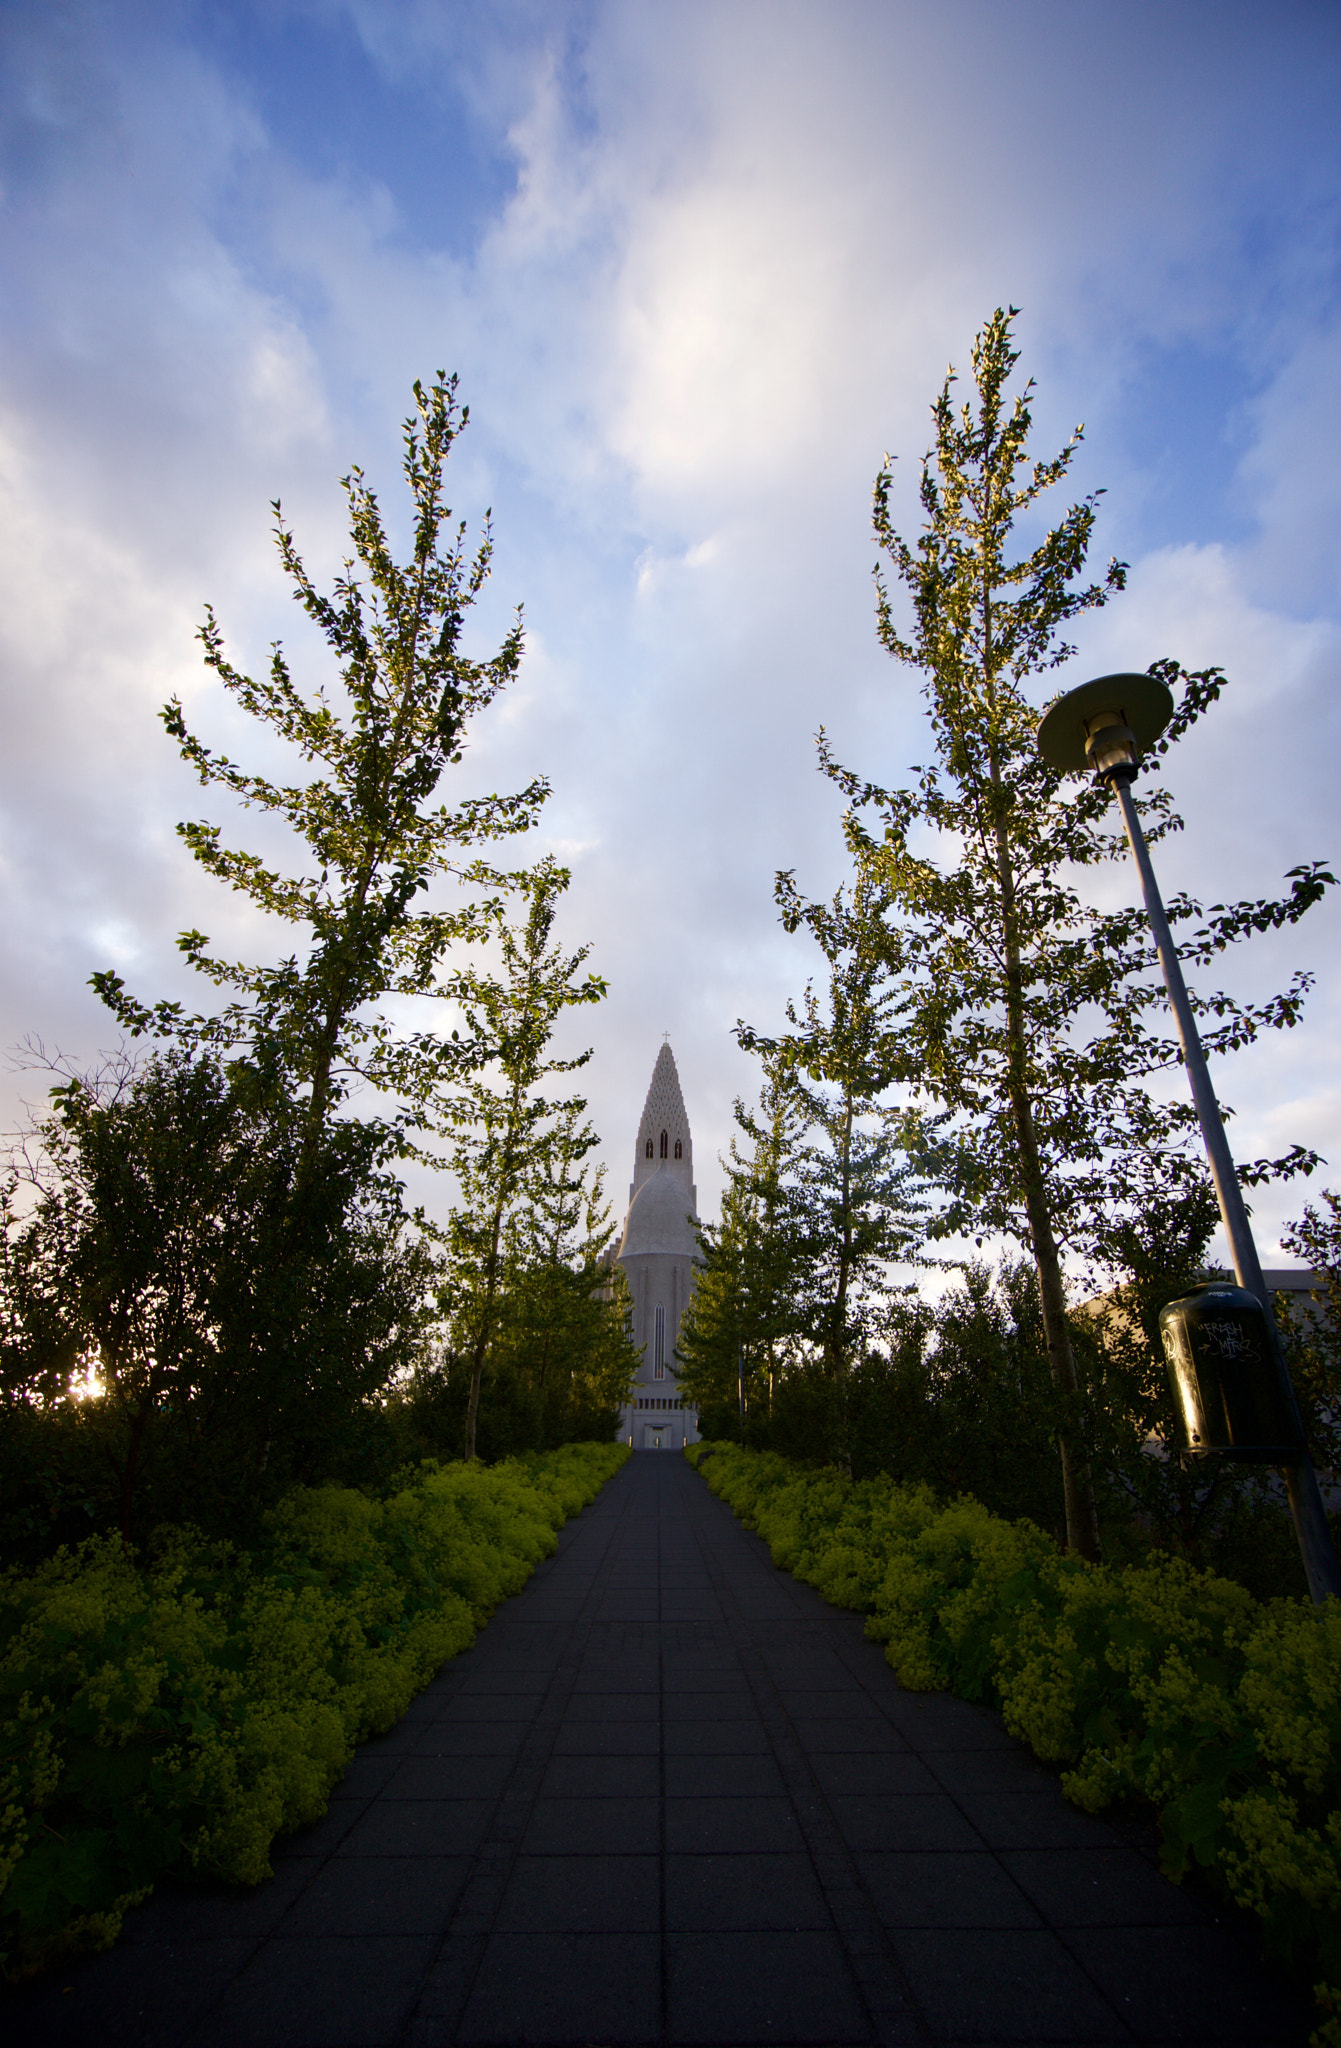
[1276,1190,1341,1478]
[869,1259,1065,1520]
[486,1105,641,1445]
[93,373,547,1191]
[676,1062,809,1441]
[431,860,607,1458]
[823,308,1329,1557]
[726,871,926,1468]
[1,1050,430,1545]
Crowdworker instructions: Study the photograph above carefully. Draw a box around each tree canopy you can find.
[93,372,547,1187]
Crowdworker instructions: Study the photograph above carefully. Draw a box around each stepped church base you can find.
[622,1391,698,1452]
[615,1041,702,1452]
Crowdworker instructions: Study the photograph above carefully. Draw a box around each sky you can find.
[1,0,1339,1271]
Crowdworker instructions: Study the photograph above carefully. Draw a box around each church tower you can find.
[616,1041,701,1449]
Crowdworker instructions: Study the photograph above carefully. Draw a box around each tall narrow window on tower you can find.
[674,1140,682,1159]
[660,1130,668,1158]
[645,1139,653,1158]
[654,1304,665,1378]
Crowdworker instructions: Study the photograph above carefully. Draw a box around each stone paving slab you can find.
[8,1451,1311,2046]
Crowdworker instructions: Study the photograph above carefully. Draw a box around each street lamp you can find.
[1038,672,1341,1604]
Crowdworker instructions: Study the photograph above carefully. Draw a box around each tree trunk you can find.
[291,867,378,1207]
[463,1260,498,1463]
[826,1091,857,1478]
[293,1010,343,1206]
[118,1387,155,1545]
[463,1354,485,1463]
[1009,1085,1103,1560]
[986,712,1102,1561]
[463,1177,511,1462]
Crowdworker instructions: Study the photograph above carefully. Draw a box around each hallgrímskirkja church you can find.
[615,1042,702,1450]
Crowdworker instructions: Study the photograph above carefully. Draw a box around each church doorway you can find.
[643,1424,669,1450]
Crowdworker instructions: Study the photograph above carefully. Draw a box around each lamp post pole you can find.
[1039,674,1341,1605]
[1110,770,1339,1603]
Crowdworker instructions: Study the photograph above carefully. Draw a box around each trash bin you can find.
[1158,1283,1304,1459]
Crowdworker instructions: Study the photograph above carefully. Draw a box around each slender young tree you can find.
[488,1105,641,1443]
[676,1062,809,1435]
[432,860,606,1459]
[93,374,547,1190]
[737,871,927,1468]
[824,309,1329,1557]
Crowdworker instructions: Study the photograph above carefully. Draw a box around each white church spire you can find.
[631,1039,694,1204]
[616,1041,702,1451]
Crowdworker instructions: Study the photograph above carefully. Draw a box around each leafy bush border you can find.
[687,1441,1341,2032]
[1,1442,629,1981]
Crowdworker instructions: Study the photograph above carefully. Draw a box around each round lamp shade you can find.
[1037,672,1174,775]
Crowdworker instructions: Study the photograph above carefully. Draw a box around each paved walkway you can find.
[14,1452,1308,2046]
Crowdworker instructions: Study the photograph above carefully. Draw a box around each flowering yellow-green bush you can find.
[688,1441,1341,1993]
[0,1441,627,1981]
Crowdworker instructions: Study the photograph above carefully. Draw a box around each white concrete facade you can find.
[616,1042,701,1451]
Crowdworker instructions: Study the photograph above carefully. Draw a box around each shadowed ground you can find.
[9,1451,1309,2046]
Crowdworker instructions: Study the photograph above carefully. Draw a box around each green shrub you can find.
[0,1441,627,1981]
[690,1442,1341,2001]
